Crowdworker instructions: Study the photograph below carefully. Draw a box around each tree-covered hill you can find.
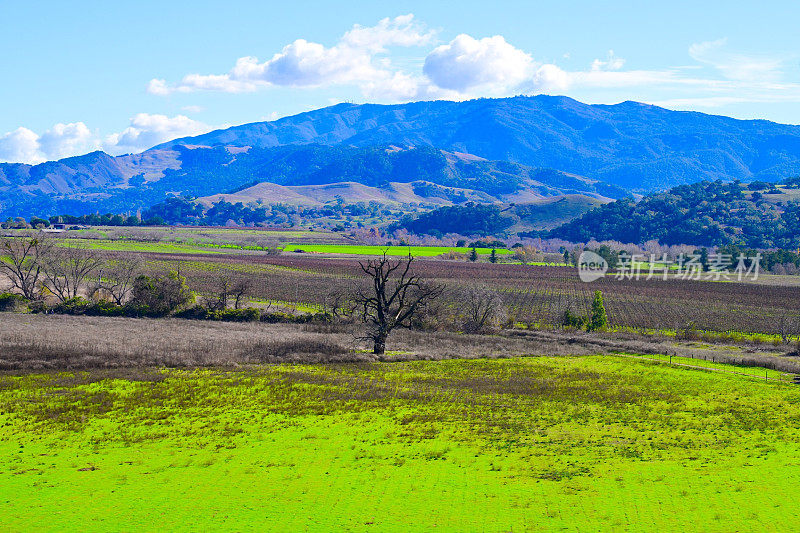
[390,203,516,237]
[549,180,800,248]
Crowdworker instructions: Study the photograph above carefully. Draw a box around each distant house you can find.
[47,223,87,231]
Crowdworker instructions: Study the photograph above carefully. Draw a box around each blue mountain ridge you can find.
[2,95,800,218]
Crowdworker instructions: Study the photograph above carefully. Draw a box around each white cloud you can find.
[591,50,625,71]
[0,114,213,164]
[361,71,463,101]
[38,122,98,160]
[181,105,205,114]
[146,78,171,96]
[340,13,434,51]
[152,18,795,109]
[104,113,212,153]
[0,123,100,164]
[421,34,573,95]
[150,14,431,95]
[530,64,572,92]
[689,38,784,82]
[423,34,534,92]
[0,127,42,164]
[258,39,382,86]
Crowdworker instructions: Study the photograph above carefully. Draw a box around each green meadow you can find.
[53,239,512,257]
[2,356,799,531]
[280,244,512,256]
[59,239,224,255]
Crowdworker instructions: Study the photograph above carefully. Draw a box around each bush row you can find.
[1,293,331,324]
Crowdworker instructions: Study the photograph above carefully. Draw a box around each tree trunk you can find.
[372,332,387,355]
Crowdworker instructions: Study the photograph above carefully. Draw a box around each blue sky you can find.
[2,0,799,163]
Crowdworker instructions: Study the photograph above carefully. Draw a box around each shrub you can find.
[0,292,29,312]
[260,312,331,324]
[677,321,701,341]
[33,298,137,317]
[175,306,262,322]
[131,271,194,315]
[562,309,587,329]
[51,297,93,315]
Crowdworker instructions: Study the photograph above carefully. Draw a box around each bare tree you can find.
[96,256,141,305]
[0,237,52,300]
[41,244,104,302]
[322,287,353,321]
[206,276,252,310]
[354,253,443,355]
[777,314,799,345]
[207,276,232,311]
[456,284,508,333]
[231,278,252,309]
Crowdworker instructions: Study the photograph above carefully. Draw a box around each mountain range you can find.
[3,95,800,219]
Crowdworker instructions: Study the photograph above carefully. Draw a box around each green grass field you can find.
[2,356,799,531]
[53,239,512,258]
[59,239,225,254]
[281,244,512,256]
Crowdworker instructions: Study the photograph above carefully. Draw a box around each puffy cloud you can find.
[258,39,382,86]
[0,114,213,164]
[0,122,100,164]
[421,34,572,95]
[150,15,431,95]
[423,34,534,92]
[0,127,42,164]
[38,122,97,160]
[104,113,212,153]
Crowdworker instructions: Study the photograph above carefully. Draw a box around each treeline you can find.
[549,180,800,248]
[4,196,406,229]
[142,196,399,226]
[2,214,160,229]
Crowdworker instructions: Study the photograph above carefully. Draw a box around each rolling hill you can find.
[0,144,625,218]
